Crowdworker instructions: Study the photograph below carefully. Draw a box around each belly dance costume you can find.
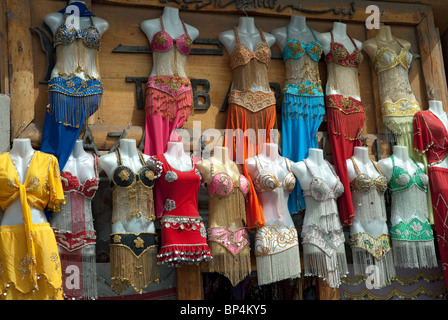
[109,148,159,294]
[154,154,212,266]
[349,157,396,288]
[373,38,421,152]
[50,155,99,300]
[324,32,365,227]
[414,110,448,287]
[300,159,348,288]
[281,25,325,215]
[144,16,193,156]
[41,13,103,171]
[224,27,276,229]
[0,151,65,300]
[252,156,301,285]
[387,155,437,269]
[203,160,251,286]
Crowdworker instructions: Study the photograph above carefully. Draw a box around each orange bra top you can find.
[230,27,271,69]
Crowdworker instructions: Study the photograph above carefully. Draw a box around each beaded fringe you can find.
[48,90,102,128]
[282,94,325,120]
[326,107,365,141]
[255,245,301,286]
[303,244,348,288]
[207,244,251,287]
[352,247,396,288]
[110,245,159,295]
[392,239,438,269]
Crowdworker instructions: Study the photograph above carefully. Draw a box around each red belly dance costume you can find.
[224,27,276,229]
[414,110,448,287]
[144,16,194,156]
[51,155,99,300]
[154,154,212,266]
[324,32,365,227]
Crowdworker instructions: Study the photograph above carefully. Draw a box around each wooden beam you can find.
[175,264,204,300]
[0,0,9,94]
[417,10,448,109]
[6,0,35,140]
[94,0,428,25]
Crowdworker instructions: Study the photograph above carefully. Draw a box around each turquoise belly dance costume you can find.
[281,25,325,214]
[41,4,103,170]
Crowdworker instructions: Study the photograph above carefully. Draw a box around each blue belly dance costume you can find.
[281,25,325,214]
[41,3,103,170]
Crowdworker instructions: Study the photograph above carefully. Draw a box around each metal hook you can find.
[241,5,249,17]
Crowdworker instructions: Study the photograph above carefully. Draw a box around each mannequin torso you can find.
[377,145,422,181]
[428,100,448,169]
[45,0,109,80]
[317,22,362,99]
[272,14,318,51]
[62,139,95,179]
[163,141,193,172]
[99,139,154,234]
[141,7,199,78]
[1,139,48,226]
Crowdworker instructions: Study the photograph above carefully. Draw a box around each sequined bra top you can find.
[349,157,388,194]
[204,160,250,198]
[61,155,99,200]
[301,159,344,201]
[253,156,296,193]
[150,16,193,56]
[230,27,271,69]
[373,38,412,73]
[325,31,363,68]
[282,25,322,62]
[53,14,101,50]
[388,155,428,194]
[110,148,155,189]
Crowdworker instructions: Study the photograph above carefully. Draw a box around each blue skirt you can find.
[40,76,102,170]
[281,91,325,214]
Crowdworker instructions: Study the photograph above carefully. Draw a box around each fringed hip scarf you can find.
[109,232,159,295]
[325,94,365,227]
[47,76,103,128]
[144,75,193,156]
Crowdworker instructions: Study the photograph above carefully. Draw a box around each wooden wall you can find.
[2,0,448,300]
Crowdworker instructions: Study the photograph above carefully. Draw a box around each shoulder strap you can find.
[350,157,361,175]
[89,15,95,27]
[370,158,384,175]
[233,26,240,43]
[180,19,189,35]
[308,27,317,41]
[258,28,266,42]
[137,149,146,166]
[391,154,396,167]
[347,34,359,50]
[284,157,292,172]
[302,159,316,177]
[286,24,290,41]
[330,31,334,44]
[115,148,123,166]
[160,15,165,31]
[255,156,264,172]
[325,160,339,178]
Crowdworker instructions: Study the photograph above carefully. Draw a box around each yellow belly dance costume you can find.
[373,38,420,154]
[0,151,65,300]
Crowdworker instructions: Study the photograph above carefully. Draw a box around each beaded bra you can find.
[54,14,101,50]
[373,37,412,73]
[282,25,322,62]
[388,155,428,194]
[253,156,296,193]
[301,159,344,201]
[110,148,155,189]
[325,31,363,68]
[150,16,192,56]
[60,155,99,200]
[230,27,271,69]
[204,160,250,198]
[349,157,388,194]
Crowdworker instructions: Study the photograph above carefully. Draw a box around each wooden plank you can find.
[7,0,35,140]
[95,0,428,25]
[317,277,340,300]
[417,10,448,109]
[176,264,204,300]
[0,0,9,94]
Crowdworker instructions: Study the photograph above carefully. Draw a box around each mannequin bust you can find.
[140,6,199,78]
[164,141,193,172]
[44,0,109,80]
[197,146,240,183]
[61,139,95,179]
[1,139,48,226]
[317,22,362,57]
[362,24,411,62]
[317,22,362,100]
[245,143,294,227]
[377,145,423,181]
[428,100,448,131]
[272,14,319,51]
[292,148,338,192]
[98,139,155,234]
[346,147,380,181]
[219,16,276,54]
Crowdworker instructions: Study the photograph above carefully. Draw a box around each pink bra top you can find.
[60,155,99,200]
[150,16,193,56]
[205,161,250,198]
